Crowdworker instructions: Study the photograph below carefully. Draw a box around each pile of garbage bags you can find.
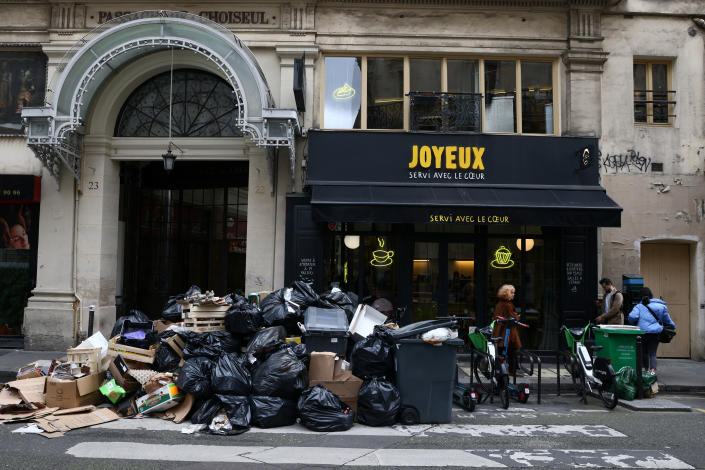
[615,366,658,401]
[102,283,407,435]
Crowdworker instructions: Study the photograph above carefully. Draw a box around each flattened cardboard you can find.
[35,407,120,434]
[308,352,336,383]
[0,387,22,406]
[153,320,175,333]
[143,372,176,394]
[160,393,194,423]
[45,372,105,409]
[7,377,46,404]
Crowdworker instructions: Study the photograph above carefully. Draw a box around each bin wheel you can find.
[399,406,420,425]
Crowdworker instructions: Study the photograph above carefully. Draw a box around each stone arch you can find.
[22,11,298,184]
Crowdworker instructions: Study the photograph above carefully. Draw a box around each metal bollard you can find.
[635,335,643,399]
[87,305,95,337]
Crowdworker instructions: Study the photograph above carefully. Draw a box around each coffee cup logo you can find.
[370,237,394,267]
[490,246,514,269]
[333,83,356,100]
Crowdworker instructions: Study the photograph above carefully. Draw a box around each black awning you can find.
[310,184,622,226]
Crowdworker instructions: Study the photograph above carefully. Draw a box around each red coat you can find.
[492,300,522,349]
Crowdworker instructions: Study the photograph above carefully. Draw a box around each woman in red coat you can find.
[492,284,522,374]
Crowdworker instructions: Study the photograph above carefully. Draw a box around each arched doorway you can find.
[116,69,249,317]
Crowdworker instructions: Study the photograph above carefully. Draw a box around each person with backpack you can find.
[627,287,676,373]
[595,278,624,325]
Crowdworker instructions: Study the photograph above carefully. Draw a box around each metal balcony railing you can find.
[634,89,676,123]
[409,92,482,133]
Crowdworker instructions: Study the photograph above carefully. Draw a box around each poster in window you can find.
[0,52,47,135]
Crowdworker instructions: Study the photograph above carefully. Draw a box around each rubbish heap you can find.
[0,283,459,437]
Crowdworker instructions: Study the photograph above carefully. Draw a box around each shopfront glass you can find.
[412,242,440,321]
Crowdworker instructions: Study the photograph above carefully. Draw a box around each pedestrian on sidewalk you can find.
[492,284,522,376]
[627,287,676,374]
[595,278,623,325]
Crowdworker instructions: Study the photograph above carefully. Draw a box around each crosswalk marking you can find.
[94,418,624,438]
[66,442,694,468]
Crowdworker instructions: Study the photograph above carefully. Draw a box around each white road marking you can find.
[94,418,622,438]
[413,424,626,437]
[66,443,694,468]
[346,449,506,467]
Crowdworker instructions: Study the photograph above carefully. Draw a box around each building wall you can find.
[600,10,705,359]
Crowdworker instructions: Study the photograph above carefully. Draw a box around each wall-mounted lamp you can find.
[162,145,176,172]
[516,238,534,251]
[343,235,360,250]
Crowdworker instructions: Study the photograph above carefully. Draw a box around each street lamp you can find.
[162,145,176,172]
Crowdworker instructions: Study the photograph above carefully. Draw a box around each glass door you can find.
[447,242,476,324]
[411,242,440,321]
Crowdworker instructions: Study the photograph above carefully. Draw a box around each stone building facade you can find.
[0,0,701,359]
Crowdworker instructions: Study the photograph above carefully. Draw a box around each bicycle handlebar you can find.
[495,316,529,328]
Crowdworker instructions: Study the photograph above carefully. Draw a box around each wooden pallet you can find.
[183,318,226,333]
[178,301,230,320]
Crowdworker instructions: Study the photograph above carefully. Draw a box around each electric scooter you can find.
[495,317,531,404]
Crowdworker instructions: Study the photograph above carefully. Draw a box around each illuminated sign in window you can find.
[370,237,394,267]
[333,83,356,100]
[490,246,514,269]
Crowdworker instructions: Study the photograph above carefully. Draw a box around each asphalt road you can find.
[1,393,704,469]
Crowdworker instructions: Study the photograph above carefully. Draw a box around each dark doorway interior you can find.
[120,161,248,318]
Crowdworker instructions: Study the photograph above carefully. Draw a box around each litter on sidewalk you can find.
[1,282,465,439]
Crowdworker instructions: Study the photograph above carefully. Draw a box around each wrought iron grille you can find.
[409,92,482,133]
[115,69,242,137]
[633,89,676,124]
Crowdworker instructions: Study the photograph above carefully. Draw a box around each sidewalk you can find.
[2,349,704,398]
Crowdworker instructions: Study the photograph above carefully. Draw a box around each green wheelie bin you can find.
[592,326,644,372]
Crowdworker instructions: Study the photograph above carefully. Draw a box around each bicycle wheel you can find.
[575,368,587,401]
[498,375,510,409]
[473,354,494,396]
[594,357,619,409]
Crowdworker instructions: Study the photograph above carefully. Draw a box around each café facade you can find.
[286,131,620,351]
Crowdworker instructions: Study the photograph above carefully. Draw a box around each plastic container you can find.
[395,337,464,424]
[593,326,644,372]
[304,307,349,355]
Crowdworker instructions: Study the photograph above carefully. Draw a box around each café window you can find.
[633,61,675,125]
[322,56,555,134]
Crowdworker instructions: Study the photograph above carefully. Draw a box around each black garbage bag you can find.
[211,395,250,435]
[190,397,222,424]
[290,343,309,366]
[351,335,394,379]
[249,396,298,428]
[225,295,263,335]
[297,385,355,432]
[161,285,202,322]
[110,309,150,339]
[289,281,320,309]
[182,331,239,360]
[357,378,401,426]
[260,289,302,332]
[252,347,308,398]
[211,352,251,395]
[153,342,182,372]
[318,289,356,320]
[246,326,287,360]
[176,356,214,398]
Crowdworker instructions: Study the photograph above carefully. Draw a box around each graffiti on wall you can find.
[599,149,652,174]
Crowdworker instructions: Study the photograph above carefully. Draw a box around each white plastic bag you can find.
[421,328,458,344]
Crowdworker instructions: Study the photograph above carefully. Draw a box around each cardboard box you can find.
[348,304,387,341]
[45,372,106,409]
[107,355,140,393]
[136,383,184,414]
[309,357,362,414]
[108,336,157,364]
[153,320,176,333]
[308,352,337,383]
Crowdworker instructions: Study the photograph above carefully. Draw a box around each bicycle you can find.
[468,319,513,409]
[559,323,619,409]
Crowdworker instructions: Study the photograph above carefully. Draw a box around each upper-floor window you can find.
[633,60,675,125]
[322,55,556,135]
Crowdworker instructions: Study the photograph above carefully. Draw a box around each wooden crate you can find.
[108,336,158,364]
[179,301,229,320]
[66,347,102,374]
[183,317,226,333]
